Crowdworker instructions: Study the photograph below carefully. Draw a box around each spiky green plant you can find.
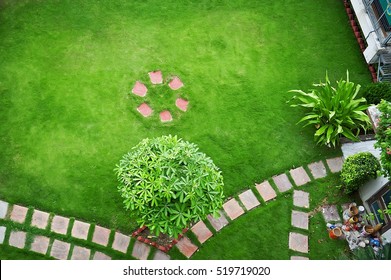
[115,135,224,238]
[289,71,371,147]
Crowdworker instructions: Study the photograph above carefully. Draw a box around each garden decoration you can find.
[115,135,224,238]
[326,202,384,252]
[131,71,189,122]
[288,71,371,147]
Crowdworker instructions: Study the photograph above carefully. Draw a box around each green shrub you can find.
[340,152,381,194]
[288,71,371,147]
[361,82,391,105]
[375,100,391,177]
[115,135,224,238]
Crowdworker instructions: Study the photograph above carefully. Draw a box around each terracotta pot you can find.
[329,228,342,239]
[349,205,359,216]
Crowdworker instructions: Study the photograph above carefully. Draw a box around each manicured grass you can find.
[0,0,370,258]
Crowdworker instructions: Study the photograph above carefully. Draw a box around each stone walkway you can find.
[0,156,343,260]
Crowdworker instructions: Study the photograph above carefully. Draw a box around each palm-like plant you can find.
[288,71,371,147]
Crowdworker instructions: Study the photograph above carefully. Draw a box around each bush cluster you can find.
[361,82,391,105]
[340,152,381,194]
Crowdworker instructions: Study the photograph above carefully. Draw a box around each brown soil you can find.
[138,228,175,247]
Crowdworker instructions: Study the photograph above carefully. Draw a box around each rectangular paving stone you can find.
[291,256,309,260]
[238,189,260,211]
[308,161,327,179]
[0,226,6,244]
[71,245,91,260]
[322,205,341,222]
[293,190,309,209]
[51,215,70,235]
[207,211,229,232]
[223,198,244,220]
[31,235,50,255]
[291,210,309,230]
[93,251,111,260]
[255,181,277,202]
[175,236,198,258]
[290,167,311,186]
[131,240,151,260]
[272,173,292,193]
[154,250,171,260]
[10,205,28,224]
[31,210,50,230]
[50,240,70,260]
[92,225,111,246]
[112,232,130,253]
[0,200,9,219]
[289,232,308,254]
[9,231,26,249]
[326,157,343,173]
[71,220,90,240]
[191,221,213,244]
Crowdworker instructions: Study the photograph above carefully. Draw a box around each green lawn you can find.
[0,0,370,258]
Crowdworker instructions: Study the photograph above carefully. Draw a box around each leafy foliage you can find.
[361,82,391,105]
[346,242,391,260]
[289,71,371,147]
[340,152,381,194]
[375,100,391,178]
[115,135,224,237]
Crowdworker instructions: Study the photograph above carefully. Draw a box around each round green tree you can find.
[115,135,224,237]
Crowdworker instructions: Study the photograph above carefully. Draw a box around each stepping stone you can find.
[272,173,292,193]
[131,241,150,260]
[71,220,90,240]
[148,70,163,84]
[289,232,308,253]
[92,225,111,247]
[308,161,327,179]
[10,205,28,224]
[223,198,244,220]
[293,190,309,209]
[31,210,50,230]
[175,236,198,258]
[291,256,309,260]
[191,221,213,244]
[71,245,91,260]
[291,210,309,230]
[160,110,172,122]
[132,81,148,97]
[137,103,153,117]
[326,157,343,173]
[154,250,170,260]
[50,240,70,260]
[321,205,341,222]
[93,251,111,260]
[169,76,184,90]
[50,215,70,235]
[290,167,311,186]
[176,98,189,111]
[112,232,130,253]
[0,226,6,244]
[207,211,229,232]
[255,181,277,202]
[9,231,26,249]
[0,200,9,219]
[30,235,50,255]
[238,189,260,210]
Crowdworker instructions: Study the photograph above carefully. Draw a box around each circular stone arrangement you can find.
[131,71,189,122]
